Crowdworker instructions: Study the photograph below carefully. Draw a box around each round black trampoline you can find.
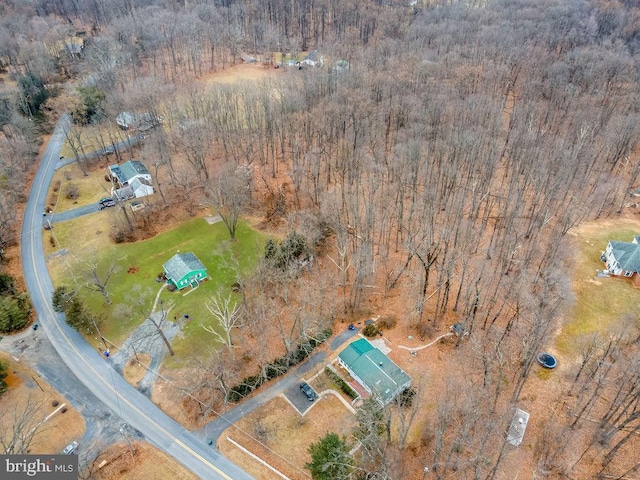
[537,353,557,369]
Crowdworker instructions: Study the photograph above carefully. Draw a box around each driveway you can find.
[44,202,105,225]
[198,351,327,443]
[284,382,318,414]
[199,324,359,443]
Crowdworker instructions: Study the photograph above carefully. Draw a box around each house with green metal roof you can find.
[337,338,411,405]
[163,252,207,290]
[603,236,640,286]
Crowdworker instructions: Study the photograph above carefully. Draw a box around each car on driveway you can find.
[300,382,317,401]
[98,197,116,209]
[32,323,38,330]
[62,441,78,454]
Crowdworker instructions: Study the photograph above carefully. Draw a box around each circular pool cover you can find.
[537,352,557,369]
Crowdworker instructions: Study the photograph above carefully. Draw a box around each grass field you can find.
[48,162,112,211]
[46,217,267,360]
[556,221,640,356]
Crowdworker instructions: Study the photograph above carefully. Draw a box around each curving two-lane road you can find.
[20,114,253,480]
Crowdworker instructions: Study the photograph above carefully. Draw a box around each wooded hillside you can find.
[1,0,639,478]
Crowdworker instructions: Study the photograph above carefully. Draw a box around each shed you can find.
[116,112,160,131]
[163,253,207,290]
[506,408,530,447]
[337,338,411,405]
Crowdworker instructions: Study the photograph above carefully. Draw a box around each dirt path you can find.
[398,332,454,351]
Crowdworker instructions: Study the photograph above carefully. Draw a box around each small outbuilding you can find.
[337,338,411,405]
[506,408,530,447]
[163,253,207,290]
[116,112,160,131]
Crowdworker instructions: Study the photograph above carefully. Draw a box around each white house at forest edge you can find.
[108,160,154,200]
[602,235,640,287]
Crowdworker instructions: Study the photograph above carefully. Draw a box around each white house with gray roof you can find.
[602,236,640,286]
[108,160,154,199]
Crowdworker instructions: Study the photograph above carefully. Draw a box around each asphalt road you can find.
[21,114,253,480]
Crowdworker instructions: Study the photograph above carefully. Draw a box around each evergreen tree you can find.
[0,360,8,395]
[16,73,48,117]
[306,432,353,480]
[0,295,29,333]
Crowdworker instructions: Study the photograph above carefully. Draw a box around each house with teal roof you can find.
[602,236,640,286]
[337,338,411,405]
[163,252,207,290]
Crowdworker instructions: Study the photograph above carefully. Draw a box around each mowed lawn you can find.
[46,216,266,363]
[556,221,640,356]
[48,162,112,211]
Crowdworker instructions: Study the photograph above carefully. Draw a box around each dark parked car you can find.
[98,197,116,209]
[32,323,38,330]
[300,382,317,401]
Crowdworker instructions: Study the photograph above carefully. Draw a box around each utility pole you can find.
[120,424,136,461]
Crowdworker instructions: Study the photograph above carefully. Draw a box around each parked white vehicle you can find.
[62,441,78,454]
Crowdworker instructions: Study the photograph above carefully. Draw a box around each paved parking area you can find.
[283,381,319,414]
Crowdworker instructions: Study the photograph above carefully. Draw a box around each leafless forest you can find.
[1,0,639,478]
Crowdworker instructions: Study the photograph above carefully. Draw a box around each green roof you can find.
[609,240,640,272]
[163,253,206,282]
[338,338,411,405]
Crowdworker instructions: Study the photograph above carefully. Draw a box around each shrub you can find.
[264,231,310,270]
[228,328,332,403]
[377,315,397,330]
[0,360,7,395]
[415,322,434,340]
[325,367,358,400]
[362,323,379,337]
[396,388,415,407]
[0,274,16,296]
[64,183,79,200]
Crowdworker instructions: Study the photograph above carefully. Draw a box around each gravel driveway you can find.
[110,313,186,397]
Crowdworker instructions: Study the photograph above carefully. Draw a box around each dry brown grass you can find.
[88,442,198,480]
[123,353,151,387]
[49,161,112,211]
[201,63,280,85]
[0,352,85,454]
[219,394,356,479]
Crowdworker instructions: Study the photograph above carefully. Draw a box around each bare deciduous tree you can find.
[0,395,48,454]
[203,290,242,349]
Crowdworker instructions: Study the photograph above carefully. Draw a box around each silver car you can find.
[62,441,78,454]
